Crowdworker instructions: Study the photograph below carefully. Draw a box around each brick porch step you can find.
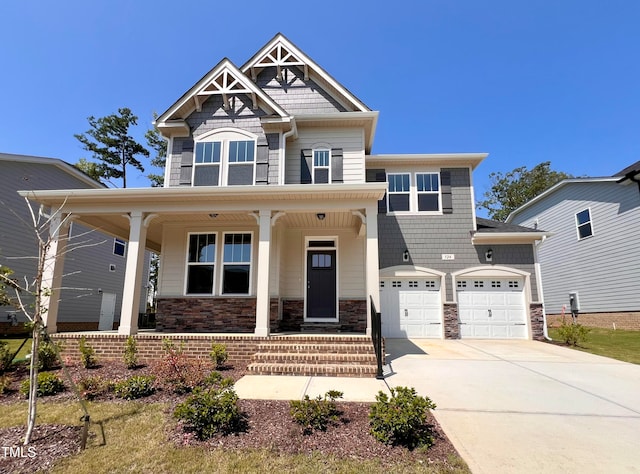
[246,362,377,377]
[248,335,378,378]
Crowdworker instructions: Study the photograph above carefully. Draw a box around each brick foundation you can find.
[50,333,264,368]
[156,297,256,333]
[529,304,545,340]
[443,303,459,339]
[546,311,640,331]
[279,298,366,333]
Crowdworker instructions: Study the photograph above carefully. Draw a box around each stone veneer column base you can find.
[443,303,460,339]
[529,303,545,341]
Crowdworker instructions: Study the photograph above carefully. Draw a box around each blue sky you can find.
[1,1,639,215]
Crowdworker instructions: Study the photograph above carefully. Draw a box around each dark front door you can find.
[306,250,337,319]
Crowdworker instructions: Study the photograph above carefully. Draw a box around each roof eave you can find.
[471,231,552,245]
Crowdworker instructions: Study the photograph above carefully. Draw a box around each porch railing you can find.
[370,295,384,379]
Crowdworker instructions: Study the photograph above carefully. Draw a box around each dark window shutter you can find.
[255,138,269,185]
[441,170,453,214]
[331,148,343,183]
[366,168,387,213]
[300,149,312,184]
[180,139,194,186]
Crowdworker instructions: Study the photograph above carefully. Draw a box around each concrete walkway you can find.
[234,339,640,473]
[385,339,640,474]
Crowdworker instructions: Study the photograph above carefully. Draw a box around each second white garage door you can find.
[380,279,443,338]
[457,278,528,339]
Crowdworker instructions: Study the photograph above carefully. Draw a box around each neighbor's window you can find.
[186,233,216,294]
[313,149,330,184]
[387,174,410,212]
[416,173,440,211]
[194,133,255,186]
[576,209,593,239]
[222,233,252,294]
[113,238,126,257]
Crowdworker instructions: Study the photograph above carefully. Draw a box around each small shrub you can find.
[0,342,13,373]
[290,390,343,435]
[114,375,156,400]
[123,336,138,369]
[79,336,97,368]
[76,375,109,400]
[37,340,63,370]
[209,342,228,368]
[556,322,591,346]
[20,372,65,397]
[0,374,11,394]
[369,386,437,450]
[152,339,213,393]
[174,379,242,440]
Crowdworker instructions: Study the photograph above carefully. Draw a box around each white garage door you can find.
[457,278,527,339]
[380,279,442,338]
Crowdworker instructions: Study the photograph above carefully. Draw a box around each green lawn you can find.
[0,402,468,474]
[0,336,32,363]
[548,327,640,364]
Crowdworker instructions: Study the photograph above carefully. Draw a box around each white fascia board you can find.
[505,177,619,223]
[471,231,552,245]
[241,34,370,112]
[367,153,488,170]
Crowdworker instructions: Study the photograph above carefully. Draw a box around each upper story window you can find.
[193,130,256,186]
[113,238,126,257]
[387,172,441,214]
[576,209,593,239]
[313,149,331,183]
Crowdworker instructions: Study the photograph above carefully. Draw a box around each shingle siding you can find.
[257,66,347,114]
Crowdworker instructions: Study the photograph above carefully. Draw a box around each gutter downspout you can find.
[534,235,552,341]
[280,117,298,185]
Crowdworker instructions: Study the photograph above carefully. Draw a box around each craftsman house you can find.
[22,34,549,372]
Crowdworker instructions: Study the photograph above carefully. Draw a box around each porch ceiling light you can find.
[316,213,326,221]
[209,213,218,219]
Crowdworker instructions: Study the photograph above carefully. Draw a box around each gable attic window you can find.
[576,208,593,239]
[193,130,256,186]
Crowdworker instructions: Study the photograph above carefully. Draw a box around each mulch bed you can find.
[1,361,463,471]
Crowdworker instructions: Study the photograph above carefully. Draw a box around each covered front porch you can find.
[23,184,386,339]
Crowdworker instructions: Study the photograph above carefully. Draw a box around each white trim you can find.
[184,231,218,296]
[163,137,174,188]
[575,207,594,240]
[303,236,339,322]
[380,265,446,279]
[220,231,254,296]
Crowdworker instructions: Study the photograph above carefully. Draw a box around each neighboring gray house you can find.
[507,161,640,329]
[0,153,148,333]
[23,33,549,341]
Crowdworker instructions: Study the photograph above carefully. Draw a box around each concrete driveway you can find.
[385,339,640,474]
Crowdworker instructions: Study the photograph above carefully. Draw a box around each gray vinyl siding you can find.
[377,168,539,301]
[256,66,347,114]
[0,158,148,325]
[510,182,640,313]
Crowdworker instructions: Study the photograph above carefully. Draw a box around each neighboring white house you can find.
[507,161,640,329]
[21,33,549,341]
[0,153,149,333]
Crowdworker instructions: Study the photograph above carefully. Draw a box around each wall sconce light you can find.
[97,288,103,294]
[485,249,493,262]
[316,213,326,221]
[402,249,410,262]
[209,213,218,219]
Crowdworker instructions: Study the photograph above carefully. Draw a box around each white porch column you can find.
[254,209,272,337]
[118,211,148,335]
[365,205,380,336]
[41,213,70,334]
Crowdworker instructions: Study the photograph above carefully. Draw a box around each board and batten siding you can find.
[510,182,640,313]
[285,128,365,184]
[0,158,147,325]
